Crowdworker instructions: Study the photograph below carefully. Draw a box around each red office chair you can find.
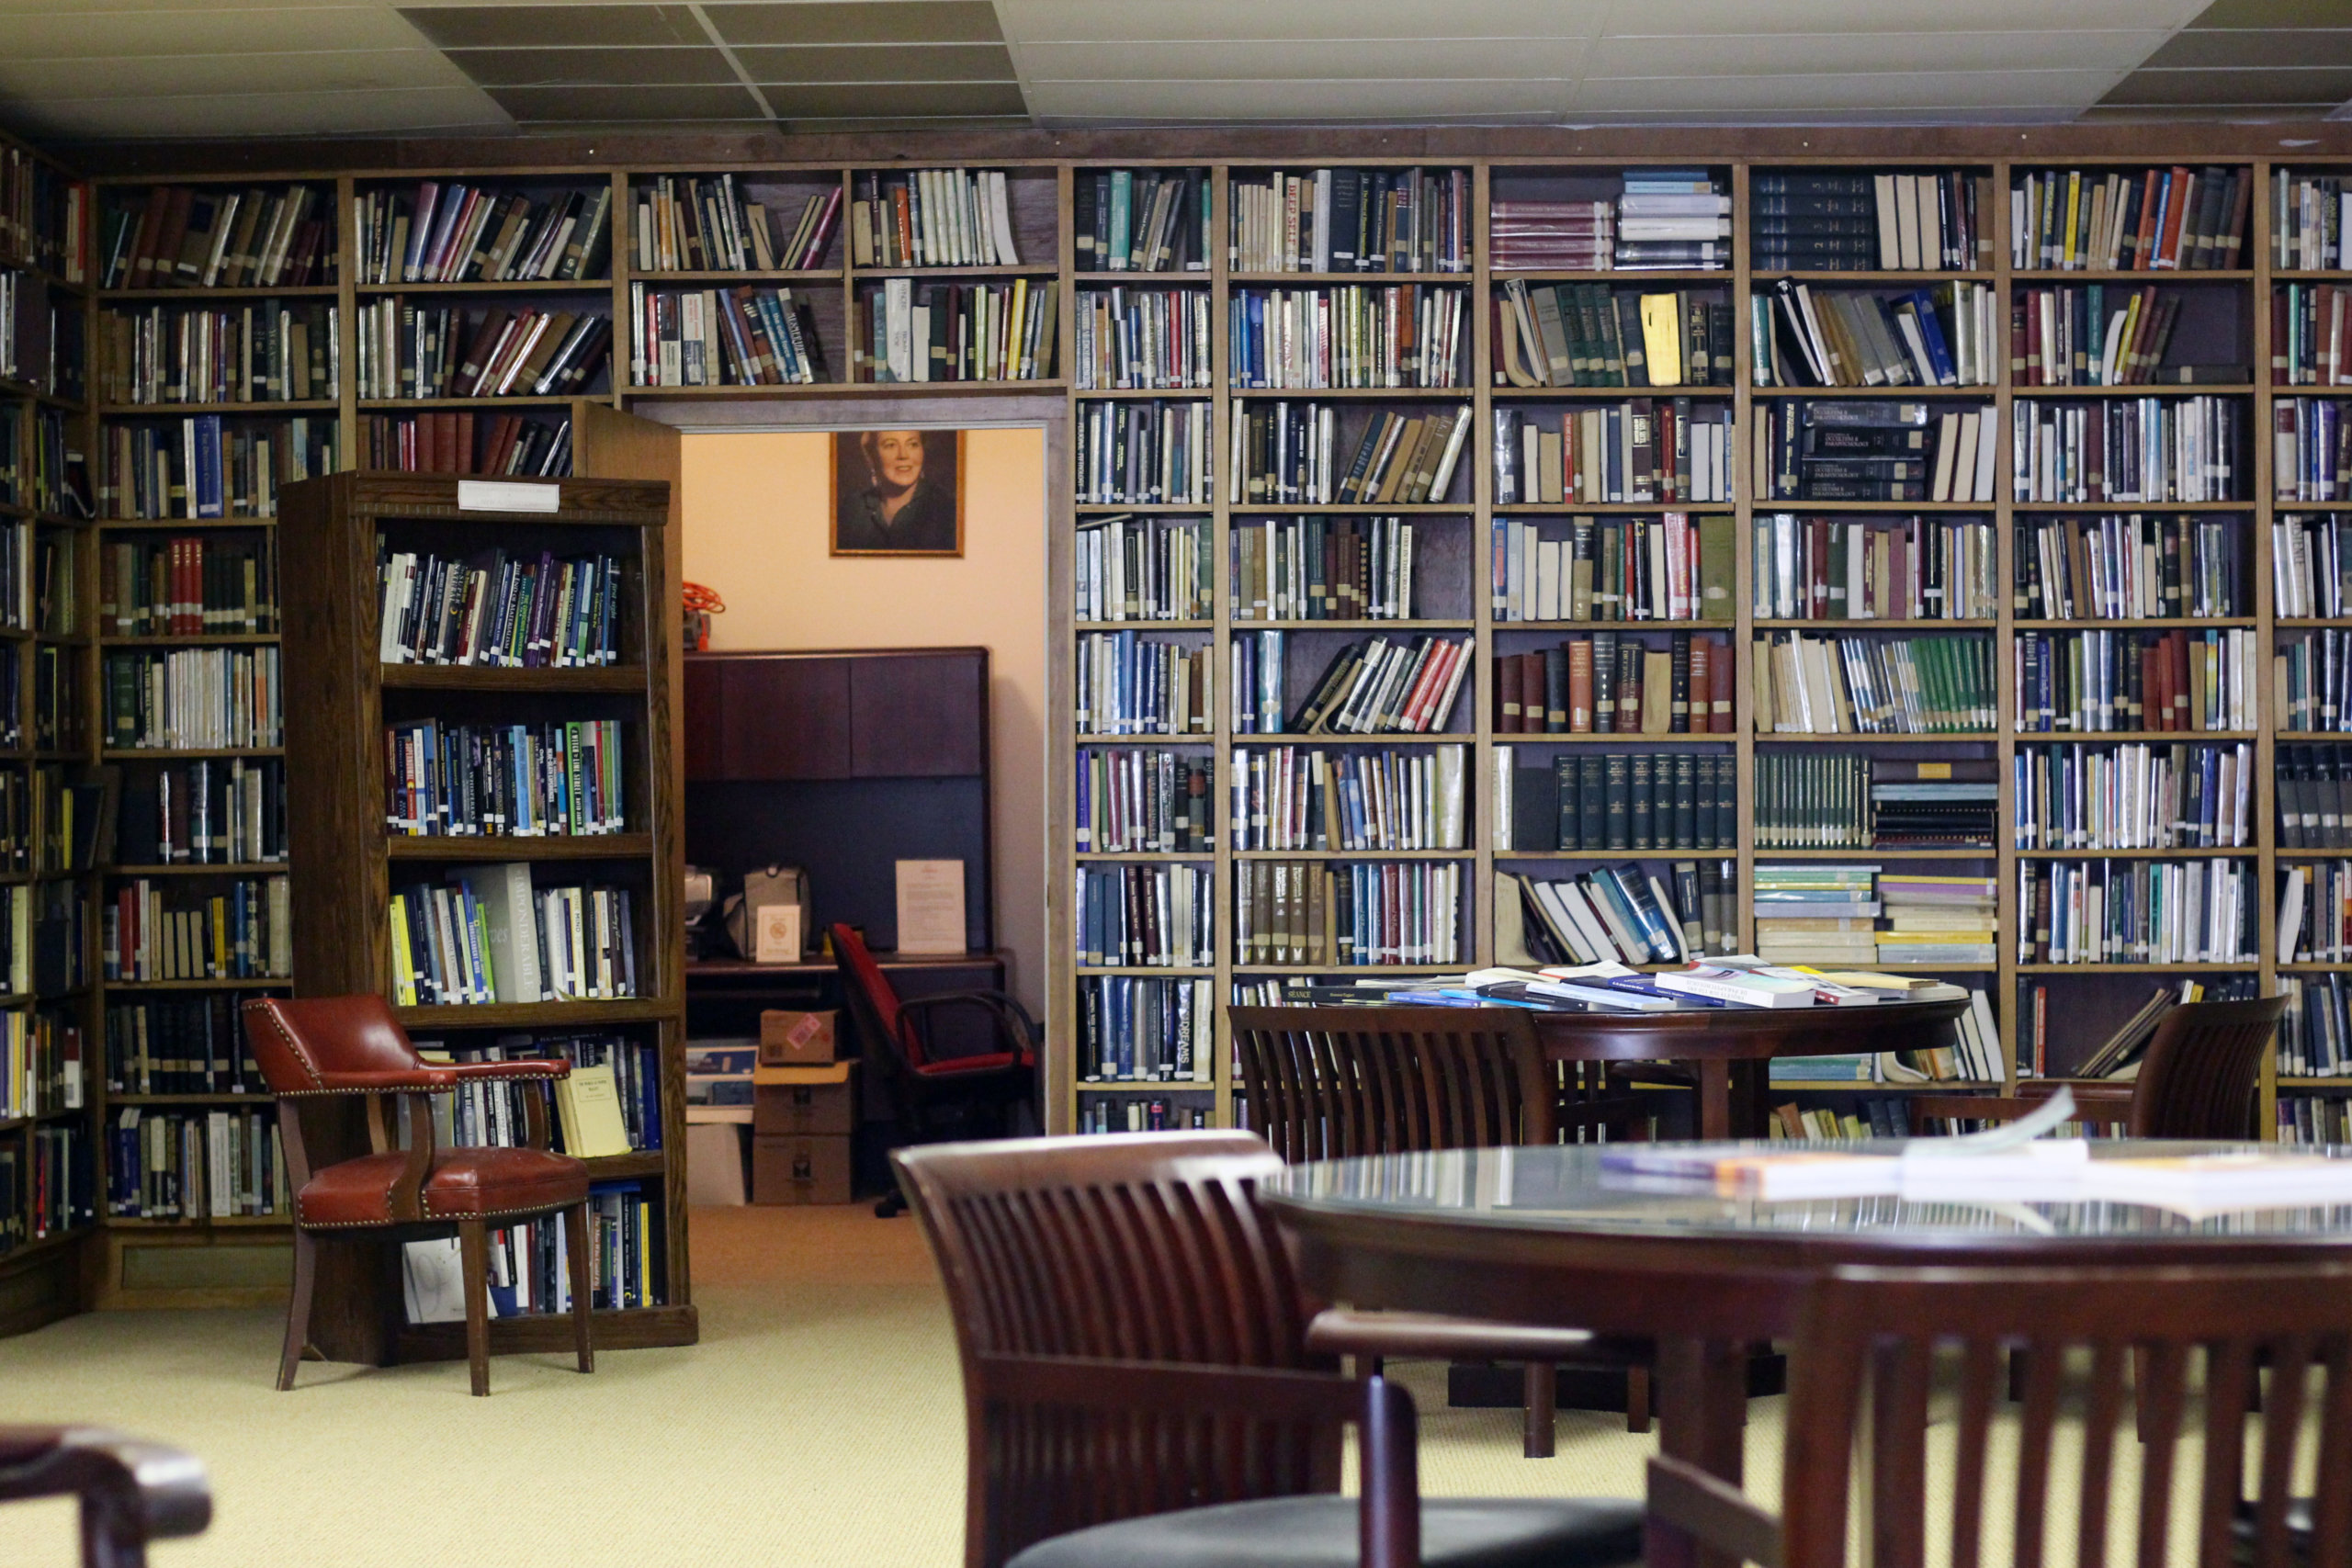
[830,924,1038,1217]
[0,1427,209,1566]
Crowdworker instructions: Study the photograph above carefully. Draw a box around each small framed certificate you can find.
[754,903,803,964]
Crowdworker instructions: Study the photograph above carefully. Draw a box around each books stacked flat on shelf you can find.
[1226,168,1469,275]
[1875,874,1996,965]
[850,168,1020,267]
[2017,859,2254,964]
[103,995,257,1095]
[1077,515,1210,622]
[354,300,611,400]
[2279,746,2352,846]
[1075,632,1212,736]
[1871,761,1999,849]
[1497,513,1735,625]
[628,284,829,386]
[1752,169,1990,272]
[1752,754,1996,850]
[1491,401,1735,504]
[388,865,638,1006]
[375,549,621,668]
[1232,402,1470,507]
[684,1041,752,1109]
[1075,169,1208,274]
[101,647,282,750]
[1753,514,1996,621]
[102,877,290,981]
[104,1108,286,1221]
[1231,744,1466,852]
[2012,626,2256,733]
[2014,396,2243,504]
[1509,863,1708,966]
[1753,864,1878,965]
[1078,400,1213,505]
[356,181,610,284]
[2275,398,2349,502]
[1753,280,1999,388]
[1073,287,1211,389]
[2012,166,2247,273]
[1487,197,1610,272]
[1077,748,1212,852]
[360,412,571,478]
[1503,751,1736,853]
[2278,862,2352,964]
[631,175,840,272]
[99,415,337,520]
[1074,863,1213,968]
[1235,859,1464,967]
[1230,285,1465,389]
[1759,398,1996,503]
[2017,741,2253,851]
[1752,631,1994,734]
[119,759,284,866]
[100,184,333,290]
[1494,283,1734,389]
[1614,171,1729,272]
[1232,514,1420,621]
[2022,513,2246,620]
[1077,976,1214,1082]
[854,277,1055,383]
[384,718,625,838]
[1494,630,1735,735]
[98,301,338,404]
[2274,173,2350,272]
[1267,633,1470,736]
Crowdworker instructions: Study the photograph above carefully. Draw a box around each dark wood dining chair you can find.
[1645,1259,2352,1568]
[1932,996,2287,1137]
[1230,1004,1656,1450]
[242,996,595,1396]
[895,1131,1647,1568]
[0,1427,209,1566]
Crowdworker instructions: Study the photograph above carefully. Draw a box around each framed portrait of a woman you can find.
[831,428,964,557]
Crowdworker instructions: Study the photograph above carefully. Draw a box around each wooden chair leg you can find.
[277,1228,317,1392]
[1521,1362,1555,1459]
[563,1201,594,1374]
[458,1218,492,1397]
[1626,1363,1653,1435]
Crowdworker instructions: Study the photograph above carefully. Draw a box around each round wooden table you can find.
[1528,994,1971,1139]
[1265,1140,2352,1519]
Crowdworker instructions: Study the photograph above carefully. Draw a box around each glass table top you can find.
[1261,1141,2352,1242]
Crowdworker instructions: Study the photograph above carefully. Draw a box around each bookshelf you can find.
[277,470,692,1364]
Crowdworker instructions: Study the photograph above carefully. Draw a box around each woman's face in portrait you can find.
[872,430,926,493]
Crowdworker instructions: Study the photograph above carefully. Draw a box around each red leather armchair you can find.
[242,996,596,1395]
[0,1427,209,1566]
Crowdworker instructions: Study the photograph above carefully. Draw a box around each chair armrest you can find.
[1646,1454,1781,1568]
[276,1068,461,1096]
[1306,1308,1647,1367]
[445,1059,571,1083]
[896,990,1042,1056]
[0,1427,211,1558]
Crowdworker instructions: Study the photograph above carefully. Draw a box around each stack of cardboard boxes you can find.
[752,1010,854,1205]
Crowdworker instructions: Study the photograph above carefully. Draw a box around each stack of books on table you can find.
[1753,865,1879,965]
[1875,874,1997,966]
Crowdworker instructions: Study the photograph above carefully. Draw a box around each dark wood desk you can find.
[686,951,1012,1073]
[1529,997,1971,1139]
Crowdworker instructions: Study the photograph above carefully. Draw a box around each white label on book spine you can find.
[458,479,561,513]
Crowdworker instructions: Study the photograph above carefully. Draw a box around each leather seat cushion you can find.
[1006,1495,1644,1568]
[297,1147,589,1227]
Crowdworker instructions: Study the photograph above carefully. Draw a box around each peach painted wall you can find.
[679,428,1047,1012]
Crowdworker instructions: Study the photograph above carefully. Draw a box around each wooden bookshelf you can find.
[276,470,692,1365]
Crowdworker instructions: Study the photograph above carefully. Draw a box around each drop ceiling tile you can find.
[5,84,509,139]
[997,0,1611,44]
[2078,102,2340,119]
[759,81,1027,116]
[1022,78,1566,118]
[776,113,1035,132]
[5,7,428,57]
[2142,29,2352,67]
[2101,67,2352,105]
[1600,0,2208,31]
[0,48,474,100]
[730,42,1016,82]
[1572,69,2126,112]
[1017,39,1590,79]
[1562,104,2086,123]
[399,5,708,49]
[485,84,767,120]
[441,46,741,85]
[2187,0,2352,25]
[1587,31,2169,76]
[701,1,1003,46]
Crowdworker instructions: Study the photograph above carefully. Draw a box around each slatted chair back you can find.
[2128,996,2288,1139]
[1780,1263,2352,1568]
[894,1132,1342,1568]
[1229,1005,1558,1162]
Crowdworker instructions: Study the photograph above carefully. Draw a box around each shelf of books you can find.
[277,470,690,1366]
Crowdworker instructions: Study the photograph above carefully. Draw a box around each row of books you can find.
[631,175,839,273]
[0,522,37,634]
[0,1013,76,1121]
[1754,280,2000,389]
[1236,860,1464,967]
[1075,976,1213,1084]
[97,414,335,521]
[2277,863,2352,966]
[848,168,1023,269]
[1078,1097,1212,1135]
[1498,513,1732,624]
[100,183,331,290]
[1752,170,1990,272]
[104,995,262,1096]
[1074,515,1210,622]
[2010,165,2248,273]
[1257,633,1471,737]
[1754,631,1994,735]
[1494,283,1735,389]
[2274,174,2351,273]
[384,719,626,839]
[2275,398,2351,503]
[1074,632,1213,736]
[1758,400,1998,504]
[354,301,611,400]
[2278,1095,2352,1143]
[1493,401,1736,506]
[1227,168,1469,275]
[852,277,1056,383]
[401,1181,662,1320]
[101,536,276,637]
[1494,631,1736,735]
[1503,752,1738,853]
[388,869,639,1006]
[2012,395,2243,505]
[1230,285,1464,390]
[376,548,624,668]
[35,768,108,876]
[1756,866,1996,968]
[103,877,290,982]
[2277,285,2352,387]
[1075,748,1212,853]
[2280,747,2352,848]
[0,886,28,993]
[105,1108,285,1222]
[2016,742,2255,852]
[121,759,285,867]
[1075,400,1213,506]
[1072,286,1210,390]
[8,1127,91,1241]
[2277,976,2352,1081]
[0,148,79,281]
[1754,514,1997,622]
[359,412,571,479]
[2013,627,2256,734]
[2021,513,2247,621]
[2011,284,2222,389]
[1073,863,1214,969]
[98,301,338,405]
[355,181,610,286]
[1755,754,1995,850]
[627,284,828,387]
[1234,402,1470,508]
[26,407,82,519]
[1075,168,1207,274]
[1509,863,1718,967]
[0,275,76,397]
[2279,632,2352,734]
[101,647,281,750]
[1231,744,1467,852]
[34,646,75,753]
[423,1034,662,1155]
[0,772,24,873]
[1234,514,1423,622]
[2019,858,2254,964]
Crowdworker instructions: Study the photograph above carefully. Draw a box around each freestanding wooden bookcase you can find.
[277,470,694,1366]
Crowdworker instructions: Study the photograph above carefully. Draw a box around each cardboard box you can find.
[759,1009,838,1066]
[684,1121,750,1206]
[752,1061,854,1137]
[753,1134,853,1205]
